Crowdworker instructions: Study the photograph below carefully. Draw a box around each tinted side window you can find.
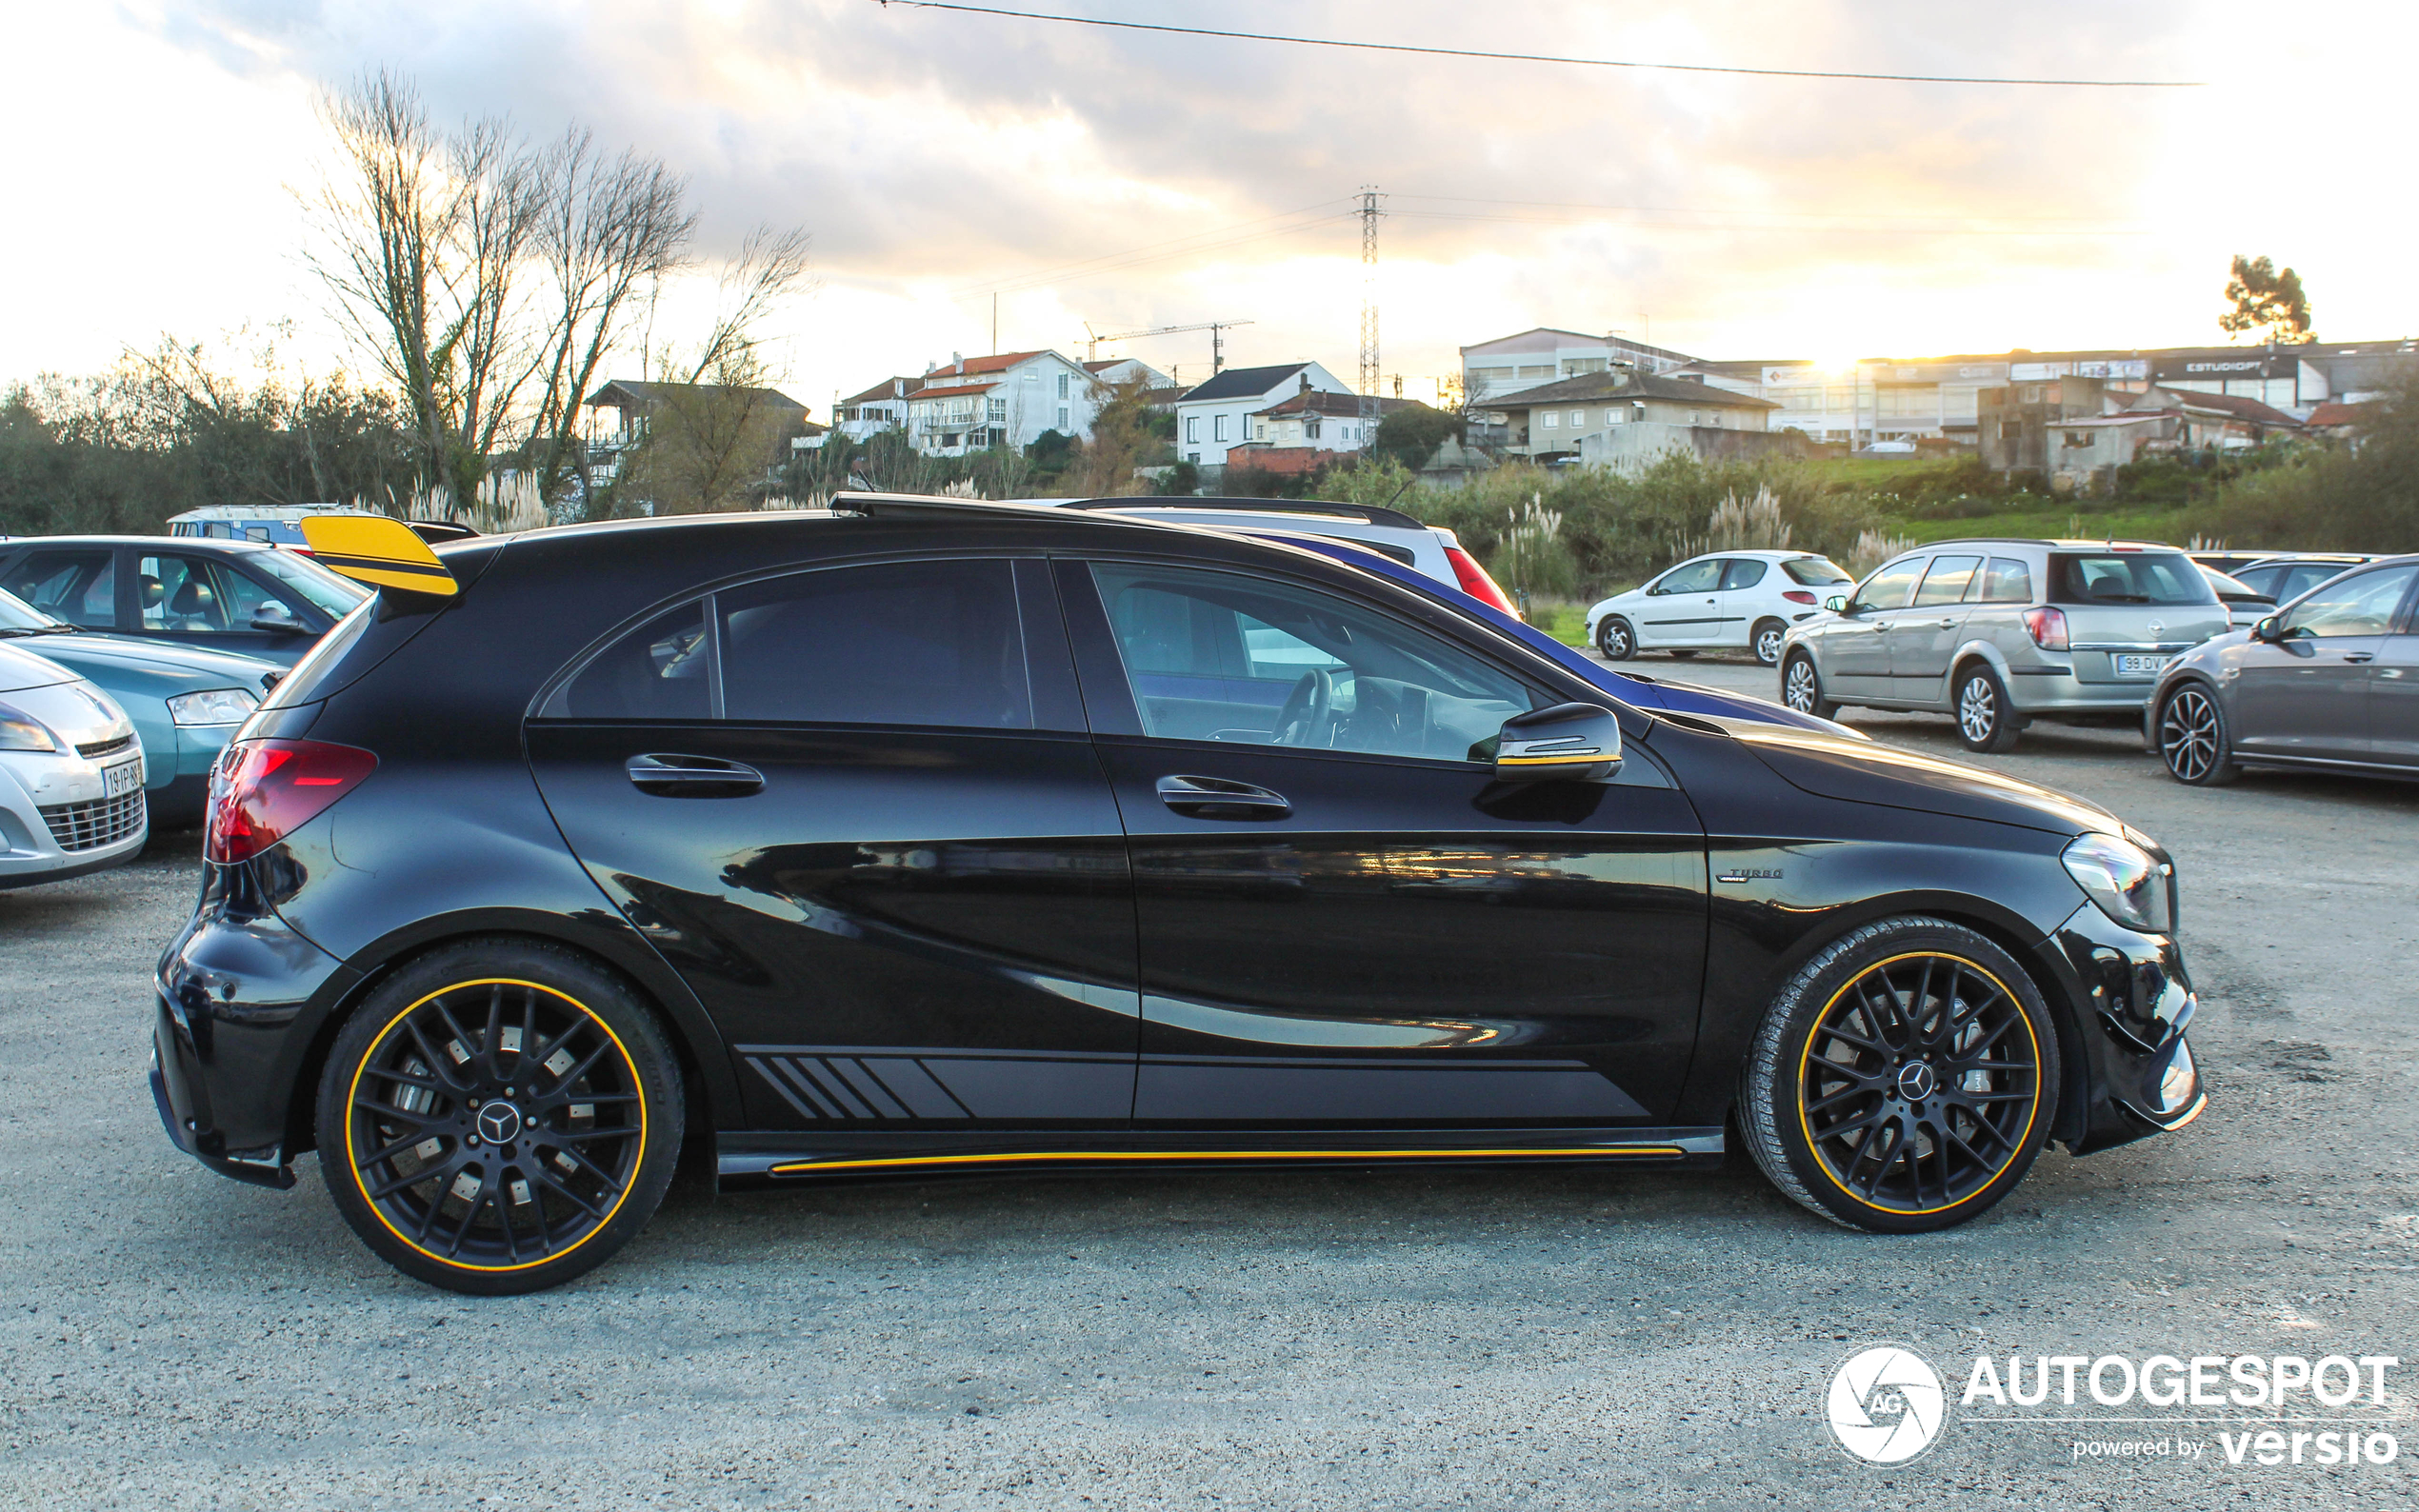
[562,603,711,720]
[3,548,115,628]
[1720,558,1769,590]
[1980,557,2034,603]
[1912,555,1981,607]
[720,560,1030,728]
[2279,563,2350,604]
[2231,566,2282,599]
[1849,559,1923,614]
[1782,557,1853,587]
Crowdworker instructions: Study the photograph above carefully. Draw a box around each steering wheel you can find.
[1270,667,1336,747]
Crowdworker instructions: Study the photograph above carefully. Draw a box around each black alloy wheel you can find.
[1596,616,1636,661]
[1739,917,2057,1233]
[1954,664,2020,753]
[316,940,682,1294]
[1752,619,1789,667]
[1782,651,1838,720]
[2158,683,2242,786]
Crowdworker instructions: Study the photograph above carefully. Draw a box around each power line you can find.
[950,199,1354,299]
[871,1,2204,89]
[1389,209,2152,238]
[1389,192,2149,229]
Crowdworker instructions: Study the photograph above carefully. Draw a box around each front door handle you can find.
[626,753,765,796]
[1938,618,1959,629]
[2344,652,2376,664]
[1156,774,1289,820]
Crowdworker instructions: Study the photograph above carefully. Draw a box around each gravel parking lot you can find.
[4,656,2414,1509]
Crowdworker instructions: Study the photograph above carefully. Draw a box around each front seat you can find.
[169,575,221,630]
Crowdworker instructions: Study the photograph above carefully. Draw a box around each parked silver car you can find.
[1779,538,2231,752]
[2148,554,2419,785]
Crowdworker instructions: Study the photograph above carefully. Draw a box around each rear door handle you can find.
[626,753,765,796]
[2344,652,2376,664]
[1156,774,1289,820]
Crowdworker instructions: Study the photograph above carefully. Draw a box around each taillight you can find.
[2022,606,2070,651]
[1444,546,1522,620]
[205,739,378,864]
[1782,589,1817,606]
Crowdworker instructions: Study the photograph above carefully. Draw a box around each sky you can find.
[5,1,2414,417]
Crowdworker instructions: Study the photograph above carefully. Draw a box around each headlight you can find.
[0,705,58,751]
[2062,831,2173,933]
[168,688,260,726]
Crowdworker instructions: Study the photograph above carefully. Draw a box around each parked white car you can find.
[0,642,149,887]
[1586,549,1855,666]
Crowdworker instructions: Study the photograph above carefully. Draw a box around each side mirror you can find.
[2251,615,2281,643]
[1824,594,1849,613]
[1489,702,1622,783]
[249,604,304,634]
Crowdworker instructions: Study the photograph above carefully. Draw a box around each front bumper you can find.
[152,862,353,1185]
[2029,903,2206,1155]
[0,753,148,887]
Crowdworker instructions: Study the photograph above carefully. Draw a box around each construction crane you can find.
[1084,319,1255,374]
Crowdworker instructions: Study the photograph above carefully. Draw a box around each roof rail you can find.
[1065,495,1427,530]
[827,492,1069,521]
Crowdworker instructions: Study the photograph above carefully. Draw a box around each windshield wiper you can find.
[0,625,78,638]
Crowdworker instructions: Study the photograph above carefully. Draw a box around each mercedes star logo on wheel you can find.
[476,1103,523,1145]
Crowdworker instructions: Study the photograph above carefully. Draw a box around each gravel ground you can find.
[3,659,2413,1510]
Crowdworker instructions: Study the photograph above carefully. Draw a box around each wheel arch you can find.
[281,910,738,1164]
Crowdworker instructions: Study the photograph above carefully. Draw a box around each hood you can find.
[17,632,282,695]
[1621,670,1862,738]
[0,642,78,695]
[1675,711,2118,836]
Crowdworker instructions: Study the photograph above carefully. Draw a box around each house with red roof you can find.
[902,349,1103,456]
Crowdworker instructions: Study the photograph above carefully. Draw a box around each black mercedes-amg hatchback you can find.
[152,499,2206,1293]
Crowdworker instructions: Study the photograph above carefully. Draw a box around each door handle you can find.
[1156,774,1289,820]
[1938,618,1958,629]
[626,753,765,796]
[2343,652,2376,664]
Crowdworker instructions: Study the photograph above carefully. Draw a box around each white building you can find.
[1459,328,1695,406]
[1171,362,1351,466]
[1082,357,1171,389]
[830,376,922,444]
[903,349,1102,455]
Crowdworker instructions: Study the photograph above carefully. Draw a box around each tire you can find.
[2157,682,2242,786]
[1596,616,1636,662]
[1751,618,1789,667]
[1953,663,2020,753]
[1738,917,2060,1234]
[315,939,684,1295]
[1781,651,1838,720]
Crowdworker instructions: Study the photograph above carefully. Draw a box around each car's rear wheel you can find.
[1953,664,2020,753]
[316,939,682,1295]
[2157,683,2241,786]
[1751,618,1789,667]
[1596,616,1635,661]
[1739,918,2058,1233]
[1782,651,1838,720]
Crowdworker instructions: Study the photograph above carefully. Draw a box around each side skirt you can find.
[716,1126,1725,1191]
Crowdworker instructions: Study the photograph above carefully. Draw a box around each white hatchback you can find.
[0,642,148,887]
[1587,549,1855,666]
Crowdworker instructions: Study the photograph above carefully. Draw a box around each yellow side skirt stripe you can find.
[771,1145,1684,1176]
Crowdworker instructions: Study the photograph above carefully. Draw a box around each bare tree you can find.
[683,227,815,382]
[521,130,696,511]
[308,70,546,507]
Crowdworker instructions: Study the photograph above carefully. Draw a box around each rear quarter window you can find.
[2049,552,2215,607]
[1782,557,1853,587]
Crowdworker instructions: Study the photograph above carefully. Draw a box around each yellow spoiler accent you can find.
[299,516,458,598]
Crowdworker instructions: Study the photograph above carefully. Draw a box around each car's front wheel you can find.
[1738,917,2059,1233]
[1596,616,1635,661]
[315,939,684,1295]
[1751,618,1788,667]
[2157,683,2242,786]
[1781,651,1838,720]
[1954,663,2020,753]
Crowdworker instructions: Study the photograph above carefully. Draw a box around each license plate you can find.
[104,757,144,798]
[2115,654,2173,677]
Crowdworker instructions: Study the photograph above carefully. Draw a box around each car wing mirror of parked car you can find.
[2251,615,2282,643]
[249,605,305,634]
[1825,594,1849,613]
[1484,702,1622,783]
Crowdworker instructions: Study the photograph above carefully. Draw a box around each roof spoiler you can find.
[299,515,459,599]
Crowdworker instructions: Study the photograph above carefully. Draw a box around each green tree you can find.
[1370,402,1460,468]
[2220,254,2314,343]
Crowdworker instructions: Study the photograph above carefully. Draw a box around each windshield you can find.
[2049,552,2216,607]
[1782,557,1854,587]
[252,548,372,617]
[0,587,66,632]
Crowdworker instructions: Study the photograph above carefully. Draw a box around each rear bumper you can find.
[2001,667,2165,717]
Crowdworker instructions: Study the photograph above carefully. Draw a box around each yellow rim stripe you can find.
[770,1144,1683,1176]
[1796,950,2041,1217]
[348,978,645,1273]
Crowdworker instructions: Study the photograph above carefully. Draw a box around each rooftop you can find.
[1178,363,1315,403]
[1488,371,1779,409]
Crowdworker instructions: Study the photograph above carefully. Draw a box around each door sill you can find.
[717,1126,1724,1187]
